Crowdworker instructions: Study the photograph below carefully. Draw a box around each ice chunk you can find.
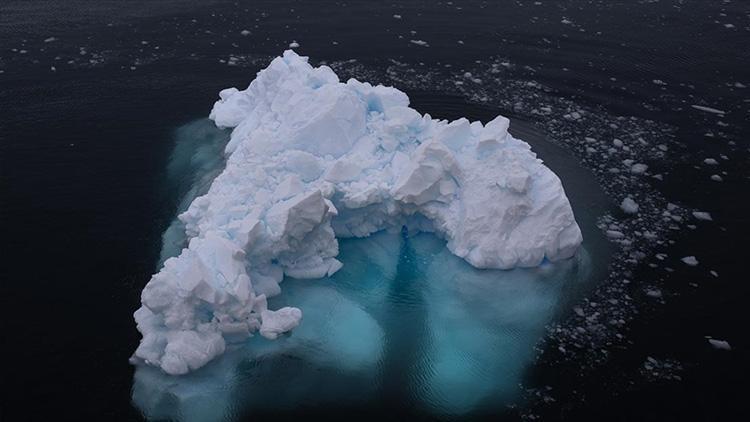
[704,158,719,165]
[259,307,302,339]
[630,163,648,174]
[692,211,713,221]
[645,288,662,298]
[681,256,699,266]
[132,50,582,374]
[620,197,639,214]
[691,105,726,115]
[708,338,731,350]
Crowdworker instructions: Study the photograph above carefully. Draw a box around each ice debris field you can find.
[131,50,582,375]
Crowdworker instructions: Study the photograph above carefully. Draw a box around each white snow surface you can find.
[131,50,582,375]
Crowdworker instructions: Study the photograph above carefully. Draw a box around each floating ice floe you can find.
[131,50,582,375]
[630,163,648,174]
[681,256,699,266]
[620,197,639,214]
[691,104,726,115]
[692,211,712,221]
[704,158,719,165]
[708,338,731,351]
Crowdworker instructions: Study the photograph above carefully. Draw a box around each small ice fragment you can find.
[606,230,625,239]
[692,211,712,221]
[410,39,429,47]
[710,174,723,182]
[393,14,402,19]
[621,197,639,214]
[612,139,623,147]
[44,37,57,43]
[681,256,699,266]
[645,289,662,298]
[704,158,718,165]
[240,30,251,36]
[631,163,648,174]
[691,105,725,115]
[708,339,731,351]
[259,307,302,340]
[289,41,300,48]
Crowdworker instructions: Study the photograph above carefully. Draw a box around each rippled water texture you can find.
[131,115,611,420]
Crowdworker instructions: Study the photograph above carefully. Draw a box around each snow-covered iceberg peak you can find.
[131,50,582,375]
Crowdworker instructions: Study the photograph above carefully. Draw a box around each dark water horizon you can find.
[2,1,748,420]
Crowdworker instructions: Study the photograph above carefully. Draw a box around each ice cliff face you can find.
[131,50,582,375]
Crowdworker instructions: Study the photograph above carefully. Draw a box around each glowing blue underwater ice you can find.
[131,119,598,420]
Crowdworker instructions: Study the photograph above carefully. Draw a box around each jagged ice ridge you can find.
[131,50,583,375]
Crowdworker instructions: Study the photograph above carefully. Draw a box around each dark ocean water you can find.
[1,1,748,420]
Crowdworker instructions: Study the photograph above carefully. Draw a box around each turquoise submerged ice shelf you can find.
[133,230,593,419]
[132,111,608,418]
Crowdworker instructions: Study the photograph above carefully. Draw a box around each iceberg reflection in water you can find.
[132,230,592,419]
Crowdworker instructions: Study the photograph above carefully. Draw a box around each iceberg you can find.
[131,50,582,375]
